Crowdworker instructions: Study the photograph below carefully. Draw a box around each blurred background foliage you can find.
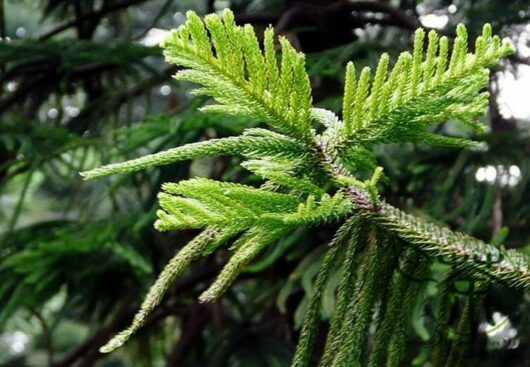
[0,0,529,366]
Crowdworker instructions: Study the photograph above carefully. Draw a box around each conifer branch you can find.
[84,12,528,363]
[292,216,360,367]
[385,255,430,366]
[442,283,484,367]
[99,227,221,353]
[81,129,303,179]
[319,217,364,367]
[162,10,315,144]
[373,203,530,290]
[242,158,325,196]
[199,225,287,302]
[368,248,423,367]
[155,179,352,232]
[335,24,515,148]
[431,271,456,367]
[331,230,399,367]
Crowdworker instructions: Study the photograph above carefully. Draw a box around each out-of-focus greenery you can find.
[0,1,529,366]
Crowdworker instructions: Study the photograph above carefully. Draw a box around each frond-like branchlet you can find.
[342,63,356,131]
[162,9,314,143]
[292,216,360,367]
[331,230,400,367]
[199,224,287,302]
[265,193,353,226]
[368,248,423,367]
[443,282,485,367]
[431,271,456,367]
[319,217,364,367]
[385,255,430,367]
[155,178,300,231]
[81,129,303,179]
[375,203,530,289]
[99,228,223,353]
[337,23,515,148]
[242,158,325,196]
[155,179,351,232]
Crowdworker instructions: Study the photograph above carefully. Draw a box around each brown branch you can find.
[0,73,56,114]
[270,0,418,52]
[39,0,149,40]
[65,65,178,133]
[50,296,135,367]
[235,13,279,25]
[0,0,4,41]
[165,304,211,366]
[346,1,418,30]
[72,0,85,39]
[133,0,176,41]
[492,189,503,237]
[206,0,215,14]
[74,304,184,367]
[235,1,417,31]
[29,307,54,366]
[508,53,530,66]
[0,0,5,94]
[488,74,516,133]
[275,0,417,32]
[51,263,220,367]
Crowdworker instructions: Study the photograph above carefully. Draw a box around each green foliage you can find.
[292,216,360,367]
[163,10,314,143]
[79,8,528,366]
[99,228,218,353]
[0,40,160,69]
[80,128,304,179]
[155,178,352,231]
[0,220,152,328]
[336,24,513,148]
